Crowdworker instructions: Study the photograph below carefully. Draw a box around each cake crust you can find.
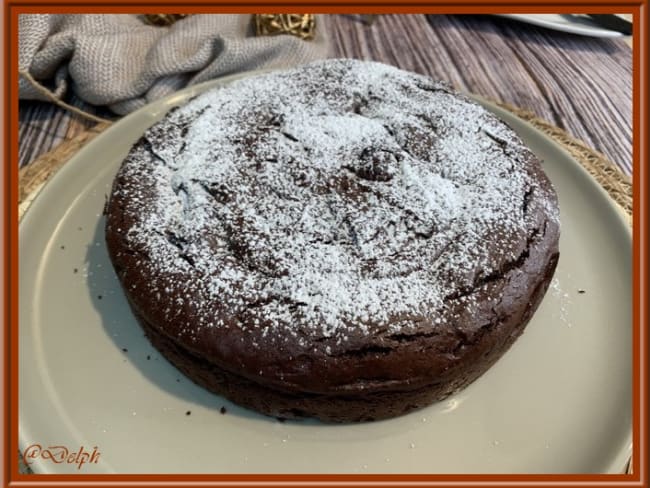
[105,59,560,421]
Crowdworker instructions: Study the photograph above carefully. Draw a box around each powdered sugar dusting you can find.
[110,59,559,342]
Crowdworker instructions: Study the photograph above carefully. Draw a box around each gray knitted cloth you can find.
[18,14,330,114]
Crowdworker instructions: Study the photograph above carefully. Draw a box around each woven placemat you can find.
[16,102,633,475]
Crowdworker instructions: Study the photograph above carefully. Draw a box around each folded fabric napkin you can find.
[19,14,330,115]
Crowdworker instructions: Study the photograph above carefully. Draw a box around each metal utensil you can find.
[585,14,632,35]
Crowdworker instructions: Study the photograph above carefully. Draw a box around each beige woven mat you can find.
[18,104,633,223]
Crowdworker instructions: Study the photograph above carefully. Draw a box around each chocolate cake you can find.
[105,59,560,422]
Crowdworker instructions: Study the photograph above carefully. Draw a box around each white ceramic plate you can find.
[19,72,632,474]
[495,14,626,38]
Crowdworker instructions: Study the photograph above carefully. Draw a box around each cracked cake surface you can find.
[105,59,560,421]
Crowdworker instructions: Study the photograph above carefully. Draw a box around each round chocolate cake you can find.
[105,59,560,422]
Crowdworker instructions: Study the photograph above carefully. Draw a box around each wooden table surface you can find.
[18,14,633,178]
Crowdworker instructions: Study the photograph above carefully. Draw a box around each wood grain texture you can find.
[19,14,632,177]
[323,14,632,175]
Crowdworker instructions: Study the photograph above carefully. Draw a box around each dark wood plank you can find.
[324,14,632,174]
